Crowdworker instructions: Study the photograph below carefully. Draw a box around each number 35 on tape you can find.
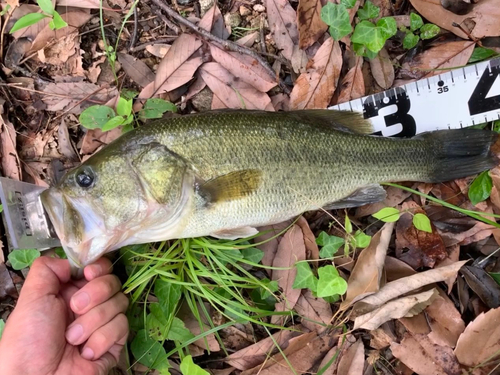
[330,57,500,137]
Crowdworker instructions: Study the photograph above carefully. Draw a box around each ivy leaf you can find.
[116,97,133,117]
[372,207,400,222]
[468,171,493,205]
[154,278,182,318]
[180,355,210,375]
[140,98,177,120]
[241,247,264,264]
[409,12,423,31]
[79,105,116,129]
[321,3,353,41]
[8,249,41,270]
[316,265,348,297]
[340,0,357,9]
[377,17,397,39]
[352,21,381,53]
[131,329,170,372]
[413,213,432,233]
[403,32,420,49]
[316,231,345,258]
[10,13,49,34]
[353,43,378,59]
[167,317,194,342]
[420,23,440,40]
[293,262,318,291]
[469,47,497,63]
[353,230,371,248]
[357,0,380,21]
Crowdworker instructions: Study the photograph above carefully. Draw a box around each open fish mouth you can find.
[40,189,111,268]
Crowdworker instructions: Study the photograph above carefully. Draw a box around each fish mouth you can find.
[40,188,112,269]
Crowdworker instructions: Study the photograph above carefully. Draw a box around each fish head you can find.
[41,142,194,269]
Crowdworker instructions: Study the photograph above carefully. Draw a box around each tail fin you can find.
[418,129,499,183]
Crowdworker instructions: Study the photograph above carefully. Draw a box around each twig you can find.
[151,0,291,95]
[452,22,483,47]
[129,37,178,52]
[259,15,266,55]
[128,5,139,51]
[151,4,180,35]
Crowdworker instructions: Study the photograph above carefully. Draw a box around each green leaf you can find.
[469,47,497,63]
[49,11,67,30]
[0,204,3,213]
[372,207,401,222]
[154,278,182,318]
[403,32,420,49]
[316,265,348,298]
[490,272,500,286]
[344,215,352,234]
[147,305,194,342]
[353,230,371,248]
[340,0,356,9]
[122,89,139,100]
[79,105,116,129]
[131,329,169,371]
[321,3,353,41]
[168,317,195,341]
[180,355,210,375]
[241,247,264,263]
[322,294,340,303]
[293,262,318,291]
[37,0,54,15]
[0,319,4,340]
[140,98,177,119]
[316,231,345,258]
[10,13,49,34]
[413,213,432,233]
[8,249,41,270]
[377,17,397,40]
[353,43,378,59]
[54,247,67,259]
[101,116,125,132]
[468,171,493,205]
[419,23,440,40]
[117,97,133,117]
[409,12,423,31]
[357,1,380,20]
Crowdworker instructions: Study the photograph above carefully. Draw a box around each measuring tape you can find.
[330,57,500,137]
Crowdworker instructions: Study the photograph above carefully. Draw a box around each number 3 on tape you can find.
[331,57,500,136]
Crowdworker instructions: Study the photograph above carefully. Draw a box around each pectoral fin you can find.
[211,226,259,240]
[325,184,386,209]
[199,169,263,204]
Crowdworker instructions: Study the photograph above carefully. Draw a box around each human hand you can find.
[0,256,129,375]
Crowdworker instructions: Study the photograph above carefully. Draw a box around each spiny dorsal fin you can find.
[200,169,263,204]
[287,110,373,134]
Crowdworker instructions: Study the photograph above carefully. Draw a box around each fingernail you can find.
[81,347,94,360]
[65,324,83,344]
[71,292,90,311]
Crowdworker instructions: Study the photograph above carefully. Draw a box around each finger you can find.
[65,293,129,346]
[92,352,119,375]
[21,257,71,298]
[81,313,128,361]
[69,274,121,314]
[84,257,114,281]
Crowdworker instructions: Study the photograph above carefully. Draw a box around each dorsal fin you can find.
[287,110,374,134]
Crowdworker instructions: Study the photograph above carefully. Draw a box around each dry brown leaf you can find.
[80,127,123,156]
[30,11,93,53]
[241,331,335,375]
[337,56,364,104]
[0,114,21,181]
[178,302,220,352]
[236,32,259,47]
[400,40,475,80]
[297,0,327,49]
[10,4,48,40]
[355,186,411,218]
[0,263,16,299]
[454,306,500,367]
[117,53,155,88]
[227,329,301,370]
[154,34,203,95]
[199,5,229,39]
[296,216,319,262]
[41,82,118,114]
[317,344,339,375]
[391,333,462,375]
[57,120,79,162]
[256,220,293,273]
[438,221,494,248]
[370,324,397,350]
[271,225,306,324]
[266,0,299,60]
[352,261,467,316]
[270,94,290,111]
[57,0,101,8]
[436,244,460,293]
[369,48,394,90]
[290,37,342,109]
[410,0,500,39]
[342,222,394,309]
[336,339,365,375]
[145,44,171,58]
[200,62,273,110]
[209,44,277,92]
[384,256,416,281]
[295,289,332,332]
[426,290,465,348]
[354,289,438,330]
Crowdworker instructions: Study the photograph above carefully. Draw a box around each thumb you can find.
[20,256,72,299]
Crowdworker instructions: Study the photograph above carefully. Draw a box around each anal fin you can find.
[211,226,259,240]
[324,184,386,209]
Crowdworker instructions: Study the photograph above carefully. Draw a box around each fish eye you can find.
[76,167,94,188]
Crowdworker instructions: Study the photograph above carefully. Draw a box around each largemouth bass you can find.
[40,110,498,268]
